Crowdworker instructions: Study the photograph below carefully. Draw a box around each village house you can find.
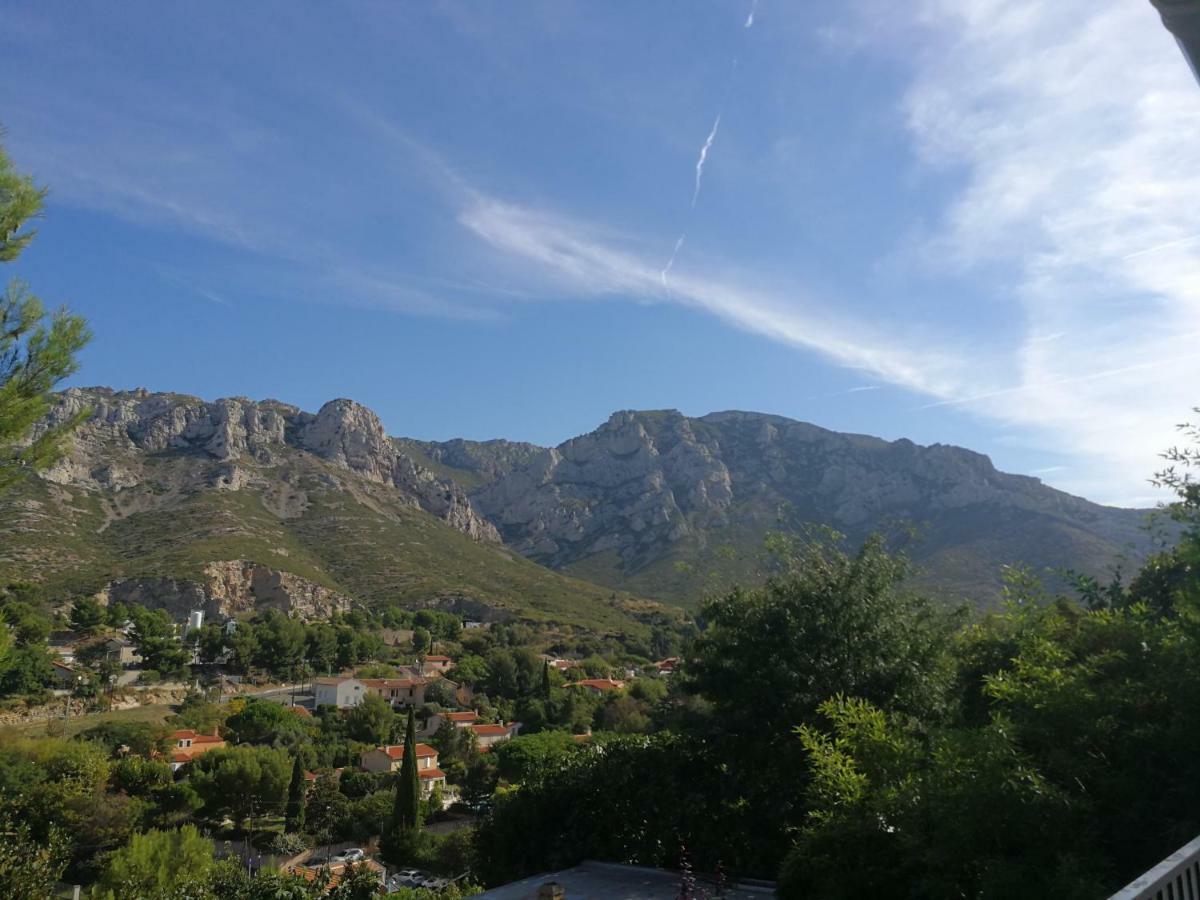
[46,631,81,665]
[565,678,627,695]
[420,654,454,677]
[653,657,679,677]
[471,722,521,750]
[359,742,446,795]
[360,676,429,708]
[424,709,480,735]
[50,660,81,689]
[312,676,369,708]
[167,728,226,771]
[105,635,142,666]
[313,674,431,709]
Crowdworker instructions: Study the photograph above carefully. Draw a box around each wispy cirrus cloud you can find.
[892,0,1200,500]
[460,197,972,399]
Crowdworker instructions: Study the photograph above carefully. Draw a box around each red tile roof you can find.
[567,678,626,691]
[445,711,480,723]
[361,677,425,689]
[425,655,452,662]
[419,767,446,780]
[378,742,438,760]
[170,729,224,745]
[471,723,513,738]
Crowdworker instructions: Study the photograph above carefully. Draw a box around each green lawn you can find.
[0,702,175,739]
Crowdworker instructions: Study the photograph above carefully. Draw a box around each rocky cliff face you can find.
[96,560,353,621]
[38,388,498,541]
[471,409,1153,601]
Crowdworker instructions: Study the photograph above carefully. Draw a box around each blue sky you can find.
[2,1,1198,506]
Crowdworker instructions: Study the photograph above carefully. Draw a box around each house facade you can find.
[359,742,446,795]
[314,674,431,709]
[168,728,226,771]
[313,677,369,708]
[360,677,429,708]
[420,655,454,677]
[471,722,521,750]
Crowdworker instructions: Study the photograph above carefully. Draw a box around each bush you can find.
[269,831,309,856]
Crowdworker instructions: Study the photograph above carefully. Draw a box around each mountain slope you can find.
[0,389,677,636]
[469,409,1156,606]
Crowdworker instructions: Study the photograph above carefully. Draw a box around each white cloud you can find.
[460,197,970,399]
[895,0,1200,502]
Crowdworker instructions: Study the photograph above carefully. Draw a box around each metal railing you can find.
[1110,835,1200,900]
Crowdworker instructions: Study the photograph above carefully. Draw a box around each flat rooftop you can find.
[476,860,774,900]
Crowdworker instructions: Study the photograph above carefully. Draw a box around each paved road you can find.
[219,684,314,708]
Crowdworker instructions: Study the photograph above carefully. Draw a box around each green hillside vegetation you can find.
[0,448,679,638]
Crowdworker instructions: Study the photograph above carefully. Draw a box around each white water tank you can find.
[187,610,205,634]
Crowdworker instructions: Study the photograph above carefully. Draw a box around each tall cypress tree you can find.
[285,755,306,833]
[541,660,552,699]
[391,708,421,833]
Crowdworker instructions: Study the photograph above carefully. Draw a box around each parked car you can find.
[331,848,365,863]
[387,869,425,890]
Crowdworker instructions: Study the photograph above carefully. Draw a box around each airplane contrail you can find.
[745,0,758,28]
[661,234,687,293]
[1121,231,1200,260]
[691,115,721,208]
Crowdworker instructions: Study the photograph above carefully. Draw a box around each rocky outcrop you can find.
[37,388,497,541]
[298,399,499,541]
[98,560,353,621]
[473,408,1152,579]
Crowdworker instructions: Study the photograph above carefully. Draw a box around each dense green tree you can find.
[78,720,169,758]
[345,691,394,745]
[304,623,338,674]
[0,816,68,898]
[492,731,581,784]
[461,753,499,813]
[304,773,350,846]
[412,627,432,655]
[190,745,289,829]
[685,531,959,739]
[225,625,259,674]
[94,825,214,899]
[0,644,55,698]
[194,623,227,665]
[253,610,306,675]
[128,607,190,678]
[0,141,91,494]
[225,698,309,748]
[285,755,307,833]
[391,708,421,834]
[68,596,106,633]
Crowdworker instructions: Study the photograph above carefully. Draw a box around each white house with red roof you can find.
[565,678,627,695]
[420,655,454,677]
[313,674,430,709]
[167,728,226,771]
[359,742,446,794]
[471,721,522,750]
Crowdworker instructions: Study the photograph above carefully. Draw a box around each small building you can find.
[313,676,369,709]
[168,728,226,771]
[46,631,82,665]
[360,677,429,708]
[471,722,521,750]
[427,710,481,733]
[50,660,80,688]
[420,655,454,677]
[654,657,679,677]
[359,743,446,795]
[565,678,627,695]
[105,636,141,666]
